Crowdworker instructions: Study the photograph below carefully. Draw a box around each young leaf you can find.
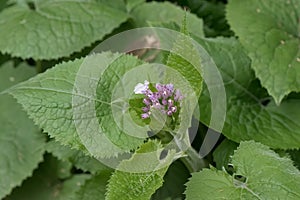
[166,16,203,97]
[197,37,300,149]
[227,0,300,104]
[4,52,145,158]
[6,154,91,200]
[0,62,45,199]
[106,140,175,200]
[0,1,128,59]
[185,141,300,199]
[159,17,203,152]
[131,1,204,38]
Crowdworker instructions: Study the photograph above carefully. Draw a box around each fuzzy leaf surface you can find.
[106,140,175,200]
[5,53,145,158]
[185,141,300,200]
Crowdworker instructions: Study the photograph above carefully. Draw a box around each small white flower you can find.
[134,80,149,94]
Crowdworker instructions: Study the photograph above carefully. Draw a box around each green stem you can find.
[180,147,208,173]
[154,128,208,172]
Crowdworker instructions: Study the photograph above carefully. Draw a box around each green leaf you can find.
[126,0,144,12]
[197,37,300,149]
[0,62,45,199]
[213,139,238,171]
[151,160,190,200]
[7,0,36,5]
[185,141,300,200]
[6,154,91,200]
[147,21,180,33]
[186,0,233,37]
[5,52,147,158]
[73,171,111,200]
[166,20,203,97]
[0,1,128,59]
[106,140,175,200]
[5,58,87,152]
[94,0,126,11]
[0,62,35,91]
[46,140,109,174]
[131,1,204,38]
[227,0,300,104]
[161,19,203,147]
[57,175,90,200]
[94,54,145,152]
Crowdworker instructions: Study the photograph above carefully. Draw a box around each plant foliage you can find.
[0,0,299,199]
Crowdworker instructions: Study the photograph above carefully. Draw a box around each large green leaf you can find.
[185,141,300,200]
[4,52,147,158]
[106,140,175,200]
[131,1,204,38]
[227,0,300,104]
[197,37,300,149]
[6,154,91,200]
[0,0,128,59]
[4,58,87,152]
[0,62,45,199]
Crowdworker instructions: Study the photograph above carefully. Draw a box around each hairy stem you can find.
[180,147,208,173]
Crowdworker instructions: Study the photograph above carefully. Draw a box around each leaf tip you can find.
[180,10,189,36]
[273,94,285,106]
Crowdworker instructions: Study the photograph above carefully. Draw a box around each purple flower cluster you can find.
[134,80,183,119]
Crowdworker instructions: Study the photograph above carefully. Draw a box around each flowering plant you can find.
[1,0,300,199]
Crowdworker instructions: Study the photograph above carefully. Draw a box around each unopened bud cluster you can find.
[134,80,183,119]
